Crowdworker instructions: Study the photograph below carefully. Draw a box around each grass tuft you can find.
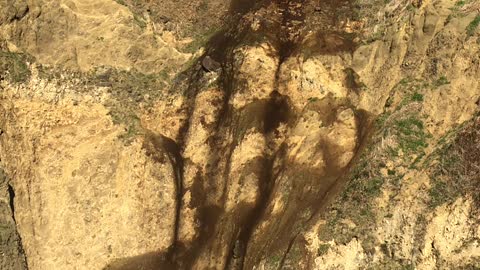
[433,76,450,87]
[467,15,480,37]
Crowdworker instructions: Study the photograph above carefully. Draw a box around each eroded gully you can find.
[107,0,369,269]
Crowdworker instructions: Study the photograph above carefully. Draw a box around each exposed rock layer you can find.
[0,0,479,269]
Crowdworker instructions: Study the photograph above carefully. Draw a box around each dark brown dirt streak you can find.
[141,131,185,263]
[276,0,307,60]
[155,1,270,268]
[278,233,300,269]
[161,136,184,250]
[165,61,226,269]
[104,0,362,268]
[230,1,306,268]
[5,180,29,270]
[174,0,293,268]
[238,0,363,266]
[219,0,363,267]
[7,184,16,222]
[234,149,284,270]
[224,1,308,265]
[167,60,210,265]
[281,109,373,268]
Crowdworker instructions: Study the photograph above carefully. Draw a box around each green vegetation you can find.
[455,0,467,8]
[0,51,32,83]
[455,0,467,7]
[36,64,177,144]
[429,180,452,207]
[411,92,424,102]
[109,111,142,142]
[265,253,283,268]
[317,75,435,256]
[114,0,127,6]
[97,68,174,143]
[321,128,424,253]
[112,1,146,28]
[376,112,391,126]
[382,78,432,154]
[383,80,431,163]
[394,116,429,154]
[433,75,450,87]
[364,27,385,44]
[348,176,384,198]
[467,15,480,37]
[317,243,331,256]
[318,141,389,253]
[446,0,475,24]
[399,77,411,85]
[397,91,425,109]
[427,141,464,208]
[450,0,468,11]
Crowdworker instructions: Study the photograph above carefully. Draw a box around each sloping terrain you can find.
[0,0,479,269]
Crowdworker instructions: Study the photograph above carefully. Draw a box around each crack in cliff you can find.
[7,183,29,270]
[7,184,16,222]
[161,136,185,248]
[278,233,299,269]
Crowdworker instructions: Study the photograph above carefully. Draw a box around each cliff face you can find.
[0,0,479,269]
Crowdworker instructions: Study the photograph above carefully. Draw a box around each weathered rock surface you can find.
[0,0,479,269]
[0,168,27,270]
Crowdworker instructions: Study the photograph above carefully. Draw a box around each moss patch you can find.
[0,51,32,83]
[467,14,480,37]
[433,75,450,87]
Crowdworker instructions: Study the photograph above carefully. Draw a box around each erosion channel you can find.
[108,0,369,269]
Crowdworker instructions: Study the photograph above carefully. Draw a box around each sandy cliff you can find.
[0,0,479,269]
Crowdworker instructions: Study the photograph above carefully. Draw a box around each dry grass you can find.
[429,115,480,210]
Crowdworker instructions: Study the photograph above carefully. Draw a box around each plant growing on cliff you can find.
[0,51,31,83]
[114,0,127,6]
[467,15,480,37]
[428,116,480,208]
[433,75,450,87]
[394,116,429,154]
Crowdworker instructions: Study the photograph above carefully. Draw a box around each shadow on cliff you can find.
[102,0,369,269]
[103,252,173,270]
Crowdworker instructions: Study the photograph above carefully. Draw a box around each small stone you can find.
[201,56,221,72]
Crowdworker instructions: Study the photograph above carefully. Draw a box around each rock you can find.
[201,55,221,72]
